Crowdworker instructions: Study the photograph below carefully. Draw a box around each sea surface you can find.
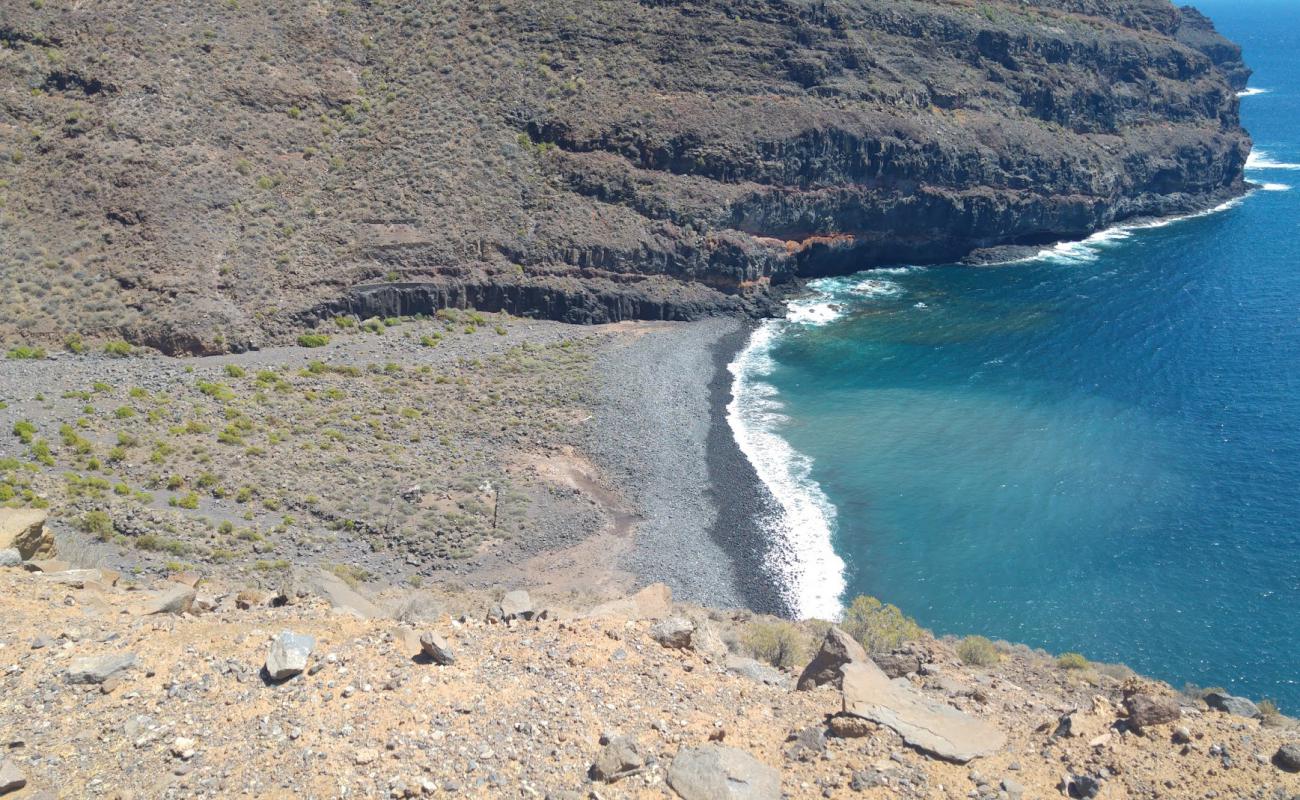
[729,0,1300,710]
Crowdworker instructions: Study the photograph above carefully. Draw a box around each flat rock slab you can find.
[667,744,779,800]
[67,652,137,684]
[138,584,196,615]
[842,660,1005,763]
[310,571,383,619]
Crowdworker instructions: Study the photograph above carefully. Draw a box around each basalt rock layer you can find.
[0,0,1250,352]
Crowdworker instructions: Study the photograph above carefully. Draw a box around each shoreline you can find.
[584,318,788,615]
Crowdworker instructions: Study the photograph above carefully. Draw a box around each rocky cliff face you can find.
[0,0,1250,352]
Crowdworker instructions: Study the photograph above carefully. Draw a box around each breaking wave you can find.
[727,322,847,620]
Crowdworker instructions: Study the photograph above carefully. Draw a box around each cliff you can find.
[0,0,1250,353]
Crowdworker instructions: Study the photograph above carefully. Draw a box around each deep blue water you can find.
[738,1,1300,709]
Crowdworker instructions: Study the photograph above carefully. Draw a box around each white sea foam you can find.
[1237,87,1270,97]
[1021,193,1249,266]
[1261,183,1292,192]
[726,322,847,620]
[850,278,903,298]
[785,299,844,326]
[1247,149,1300,170]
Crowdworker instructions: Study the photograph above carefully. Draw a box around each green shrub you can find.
[1057,652,1089,670]
[224,364,246,378]
[177,492,200,510]
[297,333,330,348]
[840,595,924,654]
[7,345,45,359]
[114,406,135,419]
[12,420,36,444]
[103,340,133,357]
[78,510,115,541]
[957,635,1000,667]
[64,335,86,354]
[742,618,810,670]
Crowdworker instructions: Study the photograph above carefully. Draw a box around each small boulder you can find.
[419,632,456,665]
[1273,743,1300,773]
[0,549,20,568]
[1204,692,1262,719]
[265,631,315,681]
[667,745,780,800]
[140,584,196,615]
[67,652,137,684]
[0,759,26,795]
[797,626,866,690]
[650,616,695,649]
[1124,692,1181,730]
[827,714,875,738]
[0,508,55,560]
[873,651,922,679]
[589,736,645,783]
[497,589,534,621]
[724,655,788,687]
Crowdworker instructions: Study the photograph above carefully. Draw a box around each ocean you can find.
[729,0,1300,710]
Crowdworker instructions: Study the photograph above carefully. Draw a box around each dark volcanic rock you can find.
[0,0,1251,352]
[1124,693,1182,730]
[798,626,867,690]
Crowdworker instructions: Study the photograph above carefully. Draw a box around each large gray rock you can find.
[497,589,534,621]
[0,549,22,568]
[872,652,922,679]
[841,659,1005,763]
[419,632,456,665]
[589,736,645,783]
[265,631,315,680]
[649,616,695,649]
[67,652,137,684]
[140,584,196,615]
[1204,692,1262,719]
[0,759,26,795]
[1273,743,1300,773]
[797,626,867,690]
[667,745,780,800]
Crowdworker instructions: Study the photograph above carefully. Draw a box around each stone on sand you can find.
[0,759,26,796]
[67,652,137,684]
[667,744,780,800]
[266,631,315,680]
[419,632,456,665]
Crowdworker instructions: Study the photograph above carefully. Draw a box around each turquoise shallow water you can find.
[734,1,1300,709]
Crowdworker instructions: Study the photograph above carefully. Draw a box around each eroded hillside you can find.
[0,0,1250,353]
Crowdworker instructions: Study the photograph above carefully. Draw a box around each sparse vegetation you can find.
[957,635,999,667]
[1057,652,1090,670]
[839,595,925,654]
[742,618,811,670]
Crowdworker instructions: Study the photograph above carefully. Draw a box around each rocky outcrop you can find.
[0,0,1250,352]
[841,660,1007,763]
[0,509,55,561]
